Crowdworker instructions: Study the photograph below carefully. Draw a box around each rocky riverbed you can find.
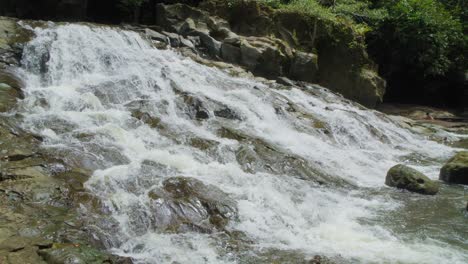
[0,3,467,263]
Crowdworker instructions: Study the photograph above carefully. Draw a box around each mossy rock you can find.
[385,164,439,195]
[439,152,468,185]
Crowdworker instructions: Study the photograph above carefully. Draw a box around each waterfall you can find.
[15,23,467,263]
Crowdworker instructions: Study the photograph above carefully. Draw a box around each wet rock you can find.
[131,110,162,128]
[218,127,344,186]
[179,36,195,50]
[214,107,240,120]
[188,137,219,151]
[162,31,181,47]
[385,164,439,195]
[276,76,295,86]
[148,177,237,233]
[0,123,115,263]
[439,152,468,185]
[144,28,169,49]
[243,248,337,264]
[144,28,169,44]
[180,93,210,120]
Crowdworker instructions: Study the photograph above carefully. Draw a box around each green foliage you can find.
[233,0,466,105]
[228,0,466,72]
[278,0,337,21]
[332,0,388,23]
[371,0,464,76]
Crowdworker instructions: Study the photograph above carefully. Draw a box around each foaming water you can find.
[15,23,467,263]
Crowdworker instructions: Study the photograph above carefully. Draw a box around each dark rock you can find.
[440,152,468,185]
[196,31,221,57]
[180,93,210,120]
[214,107,240,120]
[386,164,439,195]
[221,42,241,64]
[239,41,262,70]
[147,177,237,233]
[162,31,181,47]
[289,51,318,83]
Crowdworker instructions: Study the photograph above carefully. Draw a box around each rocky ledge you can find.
[146,2,385,108]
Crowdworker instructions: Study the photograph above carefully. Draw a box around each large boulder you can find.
[289,51,318,83]
[439,152,468,185]
[385,164,439,195]
[148,177,237,233]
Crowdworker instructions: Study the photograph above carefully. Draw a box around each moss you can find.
[386,164,439,195]
[439,152,468,185]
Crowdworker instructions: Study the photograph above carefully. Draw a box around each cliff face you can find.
[183,1,386,107]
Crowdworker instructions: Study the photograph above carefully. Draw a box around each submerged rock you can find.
[148,177,237,233]
[385,164,439,195]
[440,152,468,185]
[214,107,240,120]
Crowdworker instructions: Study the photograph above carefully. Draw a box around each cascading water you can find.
[13,23,468,263]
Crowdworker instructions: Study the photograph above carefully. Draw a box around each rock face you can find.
[155,3,315,81]
[385,164,439,195]
[440,152,468,185]
[199,1,385,108]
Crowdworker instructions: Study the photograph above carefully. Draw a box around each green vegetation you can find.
[119,0,149,23]
[370,0,464,76]
[237,0,466,107]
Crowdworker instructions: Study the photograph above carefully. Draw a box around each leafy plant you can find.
[371,0,464,76]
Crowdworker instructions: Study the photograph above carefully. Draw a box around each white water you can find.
[15,24,467,263]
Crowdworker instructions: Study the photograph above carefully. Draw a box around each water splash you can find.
[15,23,467,263]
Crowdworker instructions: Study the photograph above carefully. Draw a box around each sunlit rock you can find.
[386,164,439,195]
